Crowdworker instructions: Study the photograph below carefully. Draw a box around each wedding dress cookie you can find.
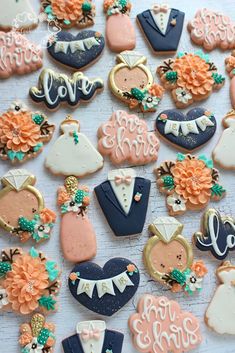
[45,116,103,177]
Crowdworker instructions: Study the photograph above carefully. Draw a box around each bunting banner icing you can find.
[163,115,215,137]
[54,36,101,54]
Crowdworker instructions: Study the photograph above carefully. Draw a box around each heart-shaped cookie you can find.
[156,108,216,151]
[47,30,105,70]
[68,258,140,316]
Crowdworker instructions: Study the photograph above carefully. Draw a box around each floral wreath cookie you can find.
[157,51,225,108]
[0,101,55,163]
[41,0,95,28]
[225,51,235,109]
[0,247,60,315]
[19,313,56,353]
[144,217,207,295]
[0,169,56,243]
[109,51,164,112]
[155,153,226,216]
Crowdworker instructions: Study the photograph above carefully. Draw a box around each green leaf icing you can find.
[46,261,59,281]
[0,262,12,277]
[19,217,35,232]
[29,247,39,258]
[177,153,186,161]
[82,2,92,12]
[212,73,225,84]
[131,88,145,101]
[37,328,51,345]
[75,190,85,204]
[211,184,226,197]
[162,176,175,190]
[170,268,186,285]
[166,71,178,83]
[33,114,44,125]
[38,296,56,311]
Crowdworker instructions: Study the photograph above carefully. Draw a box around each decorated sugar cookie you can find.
[213,110,235,169]
[0,247,60,315]
[0,0,38,32]
[104,0,136,52]
[58,176,96,263]
[188,9,235,51]
[129,295,202,353]
[68,258,140,316]
[156,108,216,152]
[62,321,124,353]
[144,217,207,294]
[137,4,185,54]
[0,31,43,79]
[0,101,55,163]
[205,262,235,334]
[47,30,105,70]
[109,51,164,112]
[225,52,235,109]
[46,116,103,177]
[0,169,56,243]
[19,314,56,353]
[155,153,226,215]
[29,68,104,110]
[157,51,225,108]
[194,209,235,260]
[95,168,151,237]
[97,110,160,165]
[41,0,95,29]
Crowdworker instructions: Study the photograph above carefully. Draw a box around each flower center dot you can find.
[190,276,197,284]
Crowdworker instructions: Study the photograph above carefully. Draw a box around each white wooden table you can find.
[1,1,235,352]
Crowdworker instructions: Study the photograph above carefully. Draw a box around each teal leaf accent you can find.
[33,142,43,152]
[45,261,59,281]
[82,1,92,12]
[63,19,71,25]
[211,184,226,197]
[30,247,39,258]
[61,204,68,214]
[198,155,213,168]
[7,150,25,161]
[45,5,52,14]
[176,52,185,58]
[119,0,127,6]
[177,152,186,161]
[38,296,56,311]
[170,268,186,285]
[162,176,175,191]
[131,88,145,101]
[73,132,79,145]
[21,348,30,353]
[165,71,178,83]
[0,262,11,277]
[32,231,49,243]
[232,69,235,75]
[32,114,44,125]
[195,50,210,63]
[38,328,51,345]
[75,189,85,204]
[212,72,225,85]
[18,217,35,232]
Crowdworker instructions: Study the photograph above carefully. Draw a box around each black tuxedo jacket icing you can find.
[95,177,151,237]
[62,329,124,353]
[137,8,185,53]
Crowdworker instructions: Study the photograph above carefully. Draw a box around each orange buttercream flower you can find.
[227,55,235,68]
[171,283,182,293]
[3,254,49,314]
[171,158,213,206]
[19,333,33,346]
[148,83,164,98]
[57,187,70,205]
[51,0,84,21]
[127,264,136,272]
[191,260,208,277]
[69,272,78,281]
[103,0,115,11]
[40,208,56,224]
[0,112,41,153]
[173,53,214,96]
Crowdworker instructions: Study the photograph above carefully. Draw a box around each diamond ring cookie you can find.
[62,320,124,353]
[137,3,185,54]
[157,51,225,108]
[109,51,164,112]
[68,258,140,316]
[129,294,202,353]
[155,153,226,216]
[0,169,56,243]
[41,0,96,29]
[46,116,103,177]
[58,176,96,263]
[104,0,136,52]
[0,101,55,163]
[19,314,56,353]
[97,110,160,165]
[156,108,216,152]
[95,168,151,237]
[0,31,43,79]
[0,247,60,315]
[144,217,207,294]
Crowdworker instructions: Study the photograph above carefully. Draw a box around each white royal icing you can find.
[151,6,171,35]
[163,115,214,137]
[152,217,181,242]
[77,321,106,353]
[0,0,38,29]
[54,37,100,54]
[213,117,235,168]
[2,169,31,191]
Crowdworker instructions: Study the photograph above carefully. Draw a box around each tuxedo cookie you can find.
[47,30,105,70]
[137,4,185,54]
[62,320,124,353]
[156,108,216,151]
[95,168,151,237]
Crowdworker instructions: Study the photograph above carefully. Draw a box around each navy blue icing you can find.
[68,258,140,317]
[195,209,235,260]
[156,107,216,151]
[62,328,124,353]
[95,177,151,237]
[47,30,105,70]
[137,8,185,53]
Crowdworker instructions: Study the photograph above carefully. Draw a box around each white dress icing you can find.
[0,0,38,29]
[213,118,235,168]
[206,269,235,334]
[45,122,103,176]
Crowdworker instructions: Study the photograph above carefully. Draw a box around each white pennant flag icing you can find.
[54,37,100,54]
[164,115,214,137]
[77,279,96,299]
[96,279,115,298]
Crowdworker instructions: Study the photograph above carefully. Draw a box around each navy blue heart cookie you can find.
[68,258,140,316]
[156,108,216,151]
[47,30,105,70]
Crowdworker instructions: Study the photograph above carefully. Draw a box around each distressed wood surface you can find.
[1,0,235,352]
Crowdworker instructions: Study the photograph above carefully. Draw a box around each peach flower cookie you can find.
[0,101,55,163]
[41,0,95,29]
[19,313,55,353]
[0,31,43,79]
[0,169,56,243]
[109,51,164,112]
[144,217,207,295]
[129,294,202,353]
[0,247,61,315]
[157,51,225,108]
[188,9,235,51]
[225,51,235,109]
[104,0,136,52]
[155,153,226,216]
[97,110,160,165]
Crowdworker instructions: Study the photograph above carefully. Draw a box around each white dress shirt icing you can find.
[77,321,106,353]
[151,8,171,35]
